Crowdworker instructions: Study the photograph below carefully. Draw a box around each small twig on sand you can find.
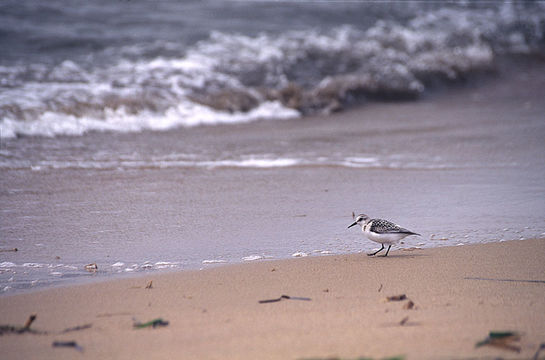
[52,341,84,352]
[23,314,37,330]
[259,295,312,304]
[403,300,415,310]
[0,248,18,253]
[385,294,407,302]
[0,314,44,335]
[383,294,416,310]
[61,324,92,333]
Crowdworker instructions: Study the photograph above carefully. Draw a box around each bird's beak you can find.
[347,221,357,229]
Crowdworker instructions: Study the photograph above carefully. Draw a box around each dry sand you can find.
[1,239,544,360]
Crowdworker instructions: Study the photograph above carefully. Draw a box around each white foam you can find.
[242,255,264,261]
[341,157,380,168]
[2,5,544,140]
[316,250,333,254]
[124,264,139,272]
[0,151,470,171]
[202,259,227,264]
[154,261,179,269]
[0,100,299,139]
[0,262,16,268]
[22,263,44,268]
[167,100,299,128]
[201,157,300,169]
[291,252,309,258]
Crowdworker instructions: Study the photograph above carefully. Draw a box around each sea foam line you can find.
[0,154,469,171]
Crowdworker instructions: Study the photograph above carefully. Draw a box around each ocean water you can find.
[1,1,545,293]
[2,1,545,138]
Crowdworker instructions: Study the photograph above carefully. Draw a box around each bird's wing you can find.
[370,219,419,235]
[398,227,421,236]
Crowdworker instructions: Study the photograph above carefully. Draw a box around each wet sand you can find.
[1,239,544,360]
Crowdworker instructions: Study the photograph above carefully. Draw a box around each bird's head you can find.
[348,213,370,229]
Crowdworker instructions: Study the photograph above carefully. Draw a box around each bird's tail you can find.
[401,229,421,236]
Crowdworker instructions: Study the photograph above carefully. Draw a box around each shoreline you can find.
[2,57,545,293]
[1,239,544,359]
[0,232,537,298]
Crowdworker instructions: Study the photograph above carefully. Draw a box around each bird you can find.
[347,213,420,257]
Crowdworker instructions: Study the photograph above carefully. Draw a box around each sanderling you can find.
[348,213,420,257]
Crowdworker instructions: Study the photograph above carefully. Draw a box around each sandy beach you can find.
[2,3,545,359]
[1,238,544,360]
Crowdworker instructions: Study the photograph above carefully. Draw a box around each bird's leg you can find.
[382,244,392,257]
[367,244,384,256]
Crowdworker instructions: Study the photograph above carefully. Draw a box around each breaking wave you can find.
[1,3,544,139]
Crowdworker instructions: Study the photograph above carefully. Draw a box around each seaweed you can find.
[476,331,521,352]
[133,318,169,329]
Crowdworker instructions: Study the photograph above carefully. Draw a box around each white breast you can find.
[363,224,409,245]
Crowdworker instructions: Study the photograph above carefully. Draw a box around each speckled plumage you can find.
[368,219,418,235]
[348,213,421,256]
